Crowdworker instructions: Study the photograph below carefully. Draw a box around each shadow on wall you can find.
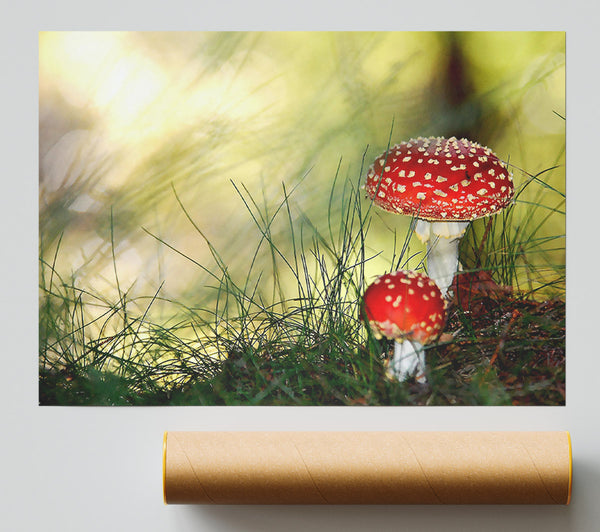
[173,503,574,532]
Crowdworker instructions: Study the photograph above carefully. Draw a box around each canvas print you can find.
[39,32,565,405]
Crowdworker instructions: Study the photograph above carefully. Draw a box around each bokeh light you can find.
[40,31,565,341]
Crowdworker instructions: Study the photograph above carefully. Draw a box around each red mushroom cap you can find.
[365,136,514,221]
[363,270,446,345]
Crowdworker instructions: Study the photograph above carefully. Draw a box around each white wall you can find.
[3,1,599,531]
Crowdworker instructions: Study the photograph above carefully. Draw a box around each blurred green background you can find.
[39,31,565,347]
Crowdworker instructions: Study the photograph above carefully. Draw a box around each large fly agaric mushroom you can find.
[365,136,514,297]
[363,270,446,383]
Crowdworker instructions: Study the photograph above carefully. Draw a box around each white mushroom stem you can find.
[387,340,427,384]
[415,220,469,298]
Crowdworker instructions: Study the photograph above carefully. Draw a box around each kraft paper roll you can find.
[163,431,572,505]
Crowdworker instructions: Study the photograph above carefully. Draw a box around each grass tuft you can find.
[39,154,565,406]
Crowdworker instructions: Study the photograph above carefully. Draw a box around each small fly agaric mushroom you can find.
[363,270,446,383]
[365,136,514,297]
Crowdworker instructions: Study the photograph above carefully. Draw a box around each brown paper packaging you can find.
[163,431,572,505]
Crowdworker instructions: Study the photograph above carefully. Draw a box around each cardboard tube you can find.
[163,431,572,505]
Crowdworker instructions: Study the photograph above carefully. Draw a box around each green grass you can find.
[39,147,565,406]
